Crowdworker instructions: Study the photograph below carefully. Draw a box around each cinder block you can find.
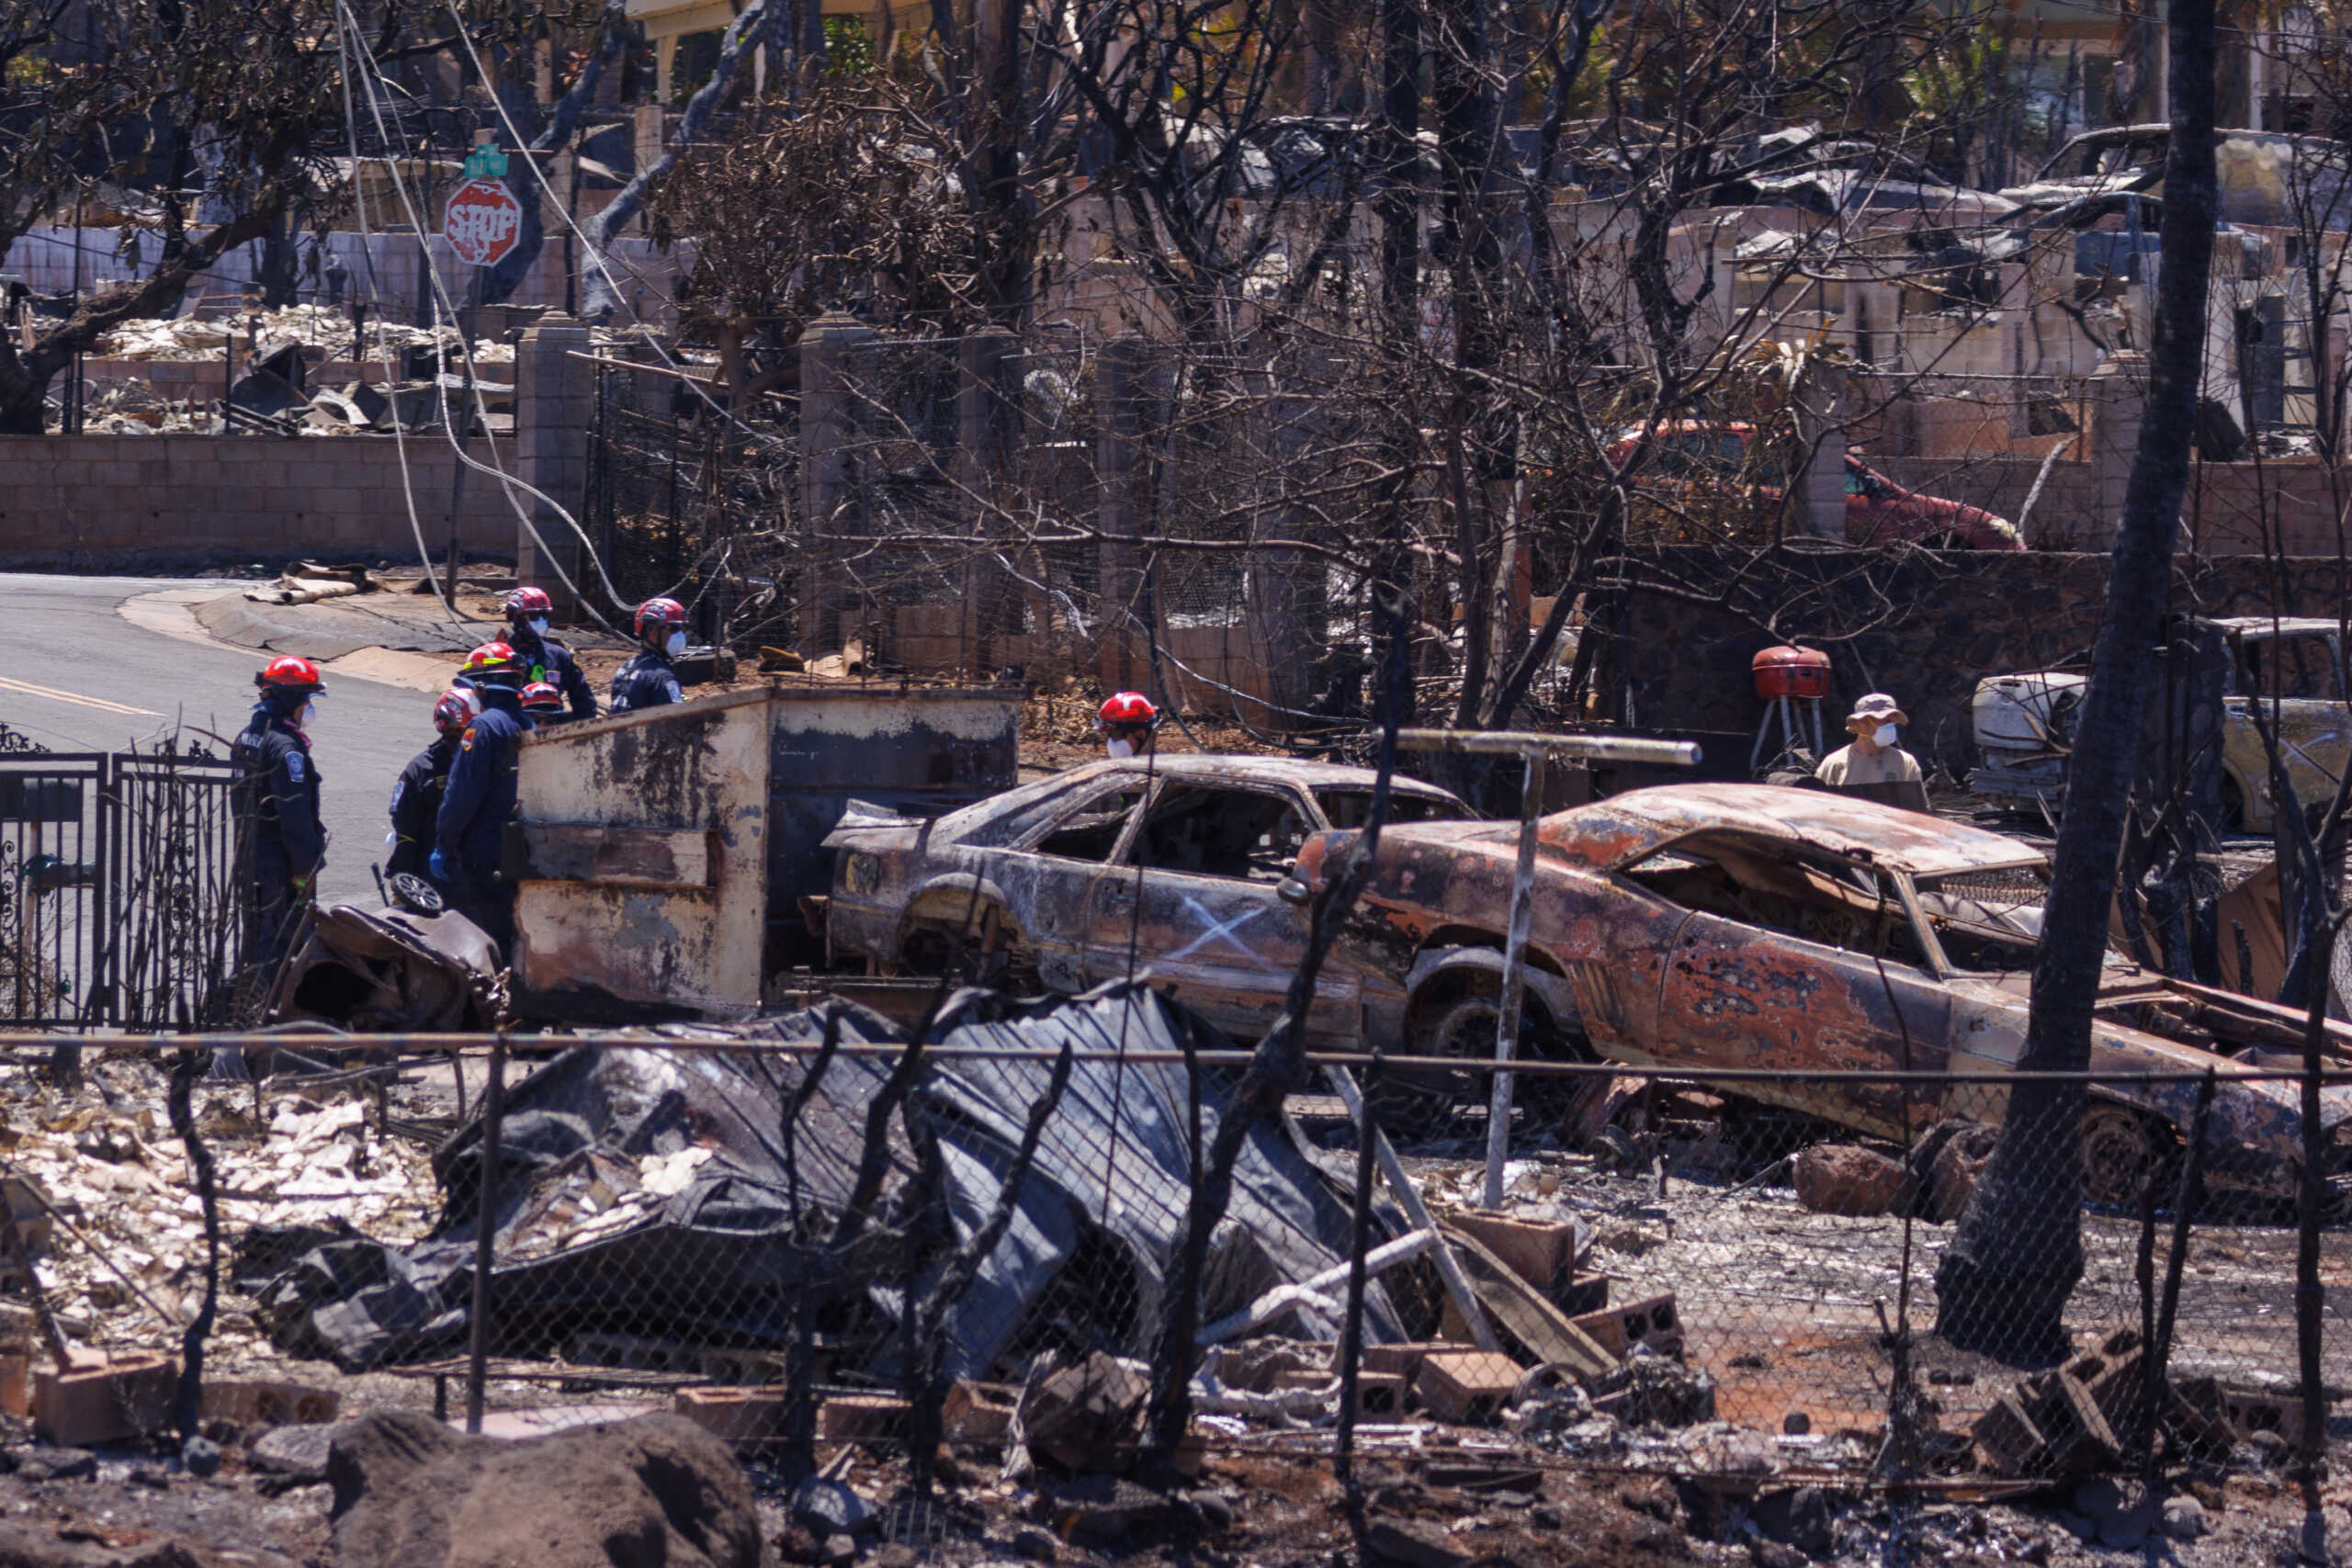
[1351,1371,1408,1418]
[1414,1351,1522,1427]
[673,1384,786,1444]
[1555,1271,1611,1317]
[32,1349,177,1446]
[1362,1340,1461,1382]
[0,1353,28,1417]
[942,1381,1019,1444]
[1568,1292,1680,1360]
[1972,1390,2048,1477]
[2222,1385,2310,1447]
[1271,1368,1334,1393]
[1448,1210,1576,1293]
[816,1393,909,1442]
[199,1378,340,1428]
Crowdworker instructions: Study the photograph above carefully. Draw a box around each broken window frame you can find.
[1019,776,1157,863]
[1608,829,1963,980]
[1118,779,1322,884]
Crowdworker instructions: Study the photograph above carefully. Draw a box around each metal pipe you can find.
[1332,1055,1382,1489]
[0,1035,2342,1085]
[1326,1065,1498,1353]
[463,1032,508,1434]
[1395,728,1702,766]
[1484,750,1547,1208]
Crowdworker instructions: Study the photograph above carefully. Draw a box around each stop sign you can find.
[443,176,524,267]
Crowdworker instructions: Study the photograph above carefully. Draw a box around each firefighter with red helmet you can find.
[612,597,688,713]
[1096,691,1160,758]
[518,681,562,721]
[235,655,327,990]
[385,686,478,880]
[503,585,595,722]
[433,642,530,955]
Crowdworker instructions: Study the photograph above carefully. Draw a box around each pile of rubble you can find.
[95,305,508,368]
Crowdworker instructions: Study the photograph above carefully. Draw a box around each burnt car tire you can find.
[2080,1101,2179,1208]
[1371,967,1590,1137]
[899,905,1039,991]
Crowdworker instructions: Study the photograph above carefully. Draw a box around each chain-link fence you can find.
[0,1005,2336,1504]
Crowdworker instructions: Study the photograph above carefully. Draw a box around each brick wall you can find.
[0,434,516,569]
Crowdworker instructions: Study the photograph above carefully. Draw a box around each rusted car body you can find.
[1289,782,2352,1201]
[1973,617,2352,831]
[820,756,1474,1045]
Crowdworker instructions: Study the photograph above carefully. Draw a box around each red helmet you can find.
[1097,691,1159,729]
[636,597,688,637]
[257,655,323,694]
[504,585,553,618]
[432,686,481,734]
[459,640,524,682]
[519,681,562,714]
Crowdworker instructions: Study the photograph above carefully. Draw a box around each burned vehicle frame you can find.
[1284,782,2352,1205]
[819,756,1476,1047]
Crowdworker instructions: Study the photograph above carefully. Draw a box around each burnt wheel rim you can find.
[2081,1106,2158,1204]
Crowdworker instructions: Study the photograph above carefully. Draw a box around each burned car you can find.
[1972,617,2352,830]
[1288,782,2352,1204]
[820,756,1474,1045]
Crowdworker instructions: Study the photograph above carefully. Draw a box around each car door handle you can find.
[1101,883,1136,909]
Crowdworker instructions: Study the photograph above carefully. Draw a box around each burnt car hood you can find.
[1949,968,2352,1137]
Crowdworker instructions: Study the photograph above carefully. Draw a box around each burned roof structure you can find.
[255,986,1402,1378]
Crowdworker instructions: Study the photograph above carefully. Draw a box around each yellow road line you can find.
[0,675,161,717]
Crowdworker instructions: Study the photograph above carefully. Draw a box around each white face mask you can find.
[295,700,317,730]
[664,629,687,658]
[526,616,549,637]
[1875,723,1899,748]
[1105,738,1136,759]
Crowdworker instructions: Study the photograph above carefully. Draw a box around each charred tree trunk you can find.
[1377,0,1421,333]
[1934,0,2216,1363]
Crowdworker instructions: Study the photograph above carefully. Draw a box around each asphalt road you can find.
[0,573,437,903]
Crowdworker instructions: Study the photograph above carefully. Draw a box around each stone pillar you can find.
[631,105,667,237]
[2086,349,2149,552]
[1792,361,1849,541]
[799,312,875,656]
[514,315,594,619]
[1096,334,1150,693]
[956,328,1023,675]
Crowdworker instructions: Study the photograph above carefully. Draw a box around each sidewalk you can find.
[128,570,628,694]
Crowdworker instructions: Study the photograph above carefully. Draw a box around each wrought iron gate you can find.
[0,728,246,1029]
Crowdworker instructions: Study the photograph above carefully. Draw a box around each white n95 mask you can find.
[1876,723,1899,748]
[665,630,687,658]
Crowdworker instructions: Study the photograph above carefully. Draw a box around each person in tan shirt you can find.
[1815,692,1929,811]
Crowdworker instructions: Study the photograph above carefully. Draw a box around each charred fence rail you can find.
[0,735,243,1032]
[0,1032,2338,1528]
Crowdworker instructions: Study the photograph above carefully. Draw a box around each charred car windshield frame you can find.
[1604,830,2050,980]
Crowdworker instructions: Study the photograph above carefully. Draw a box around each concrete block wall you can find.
[0,434,515,568]
[1620,548,2350,775]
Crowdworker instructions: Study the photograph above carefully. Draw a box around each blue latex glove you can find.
[429,849,451,883]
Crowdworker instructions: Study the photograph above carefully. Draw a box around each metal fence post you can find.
[465,1034,510,1434]
[1333,1053,1382,1488]
[1484,750,1545,1209]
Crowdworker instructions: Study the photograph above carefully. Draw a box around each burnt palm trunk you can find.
[1934,0,2216,1362]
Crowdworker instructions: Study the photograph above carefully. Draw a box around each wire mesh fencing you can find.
[0,1019,2334,1503]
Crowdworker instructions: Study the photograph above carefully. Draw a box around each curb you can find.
[119,585,469,694]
